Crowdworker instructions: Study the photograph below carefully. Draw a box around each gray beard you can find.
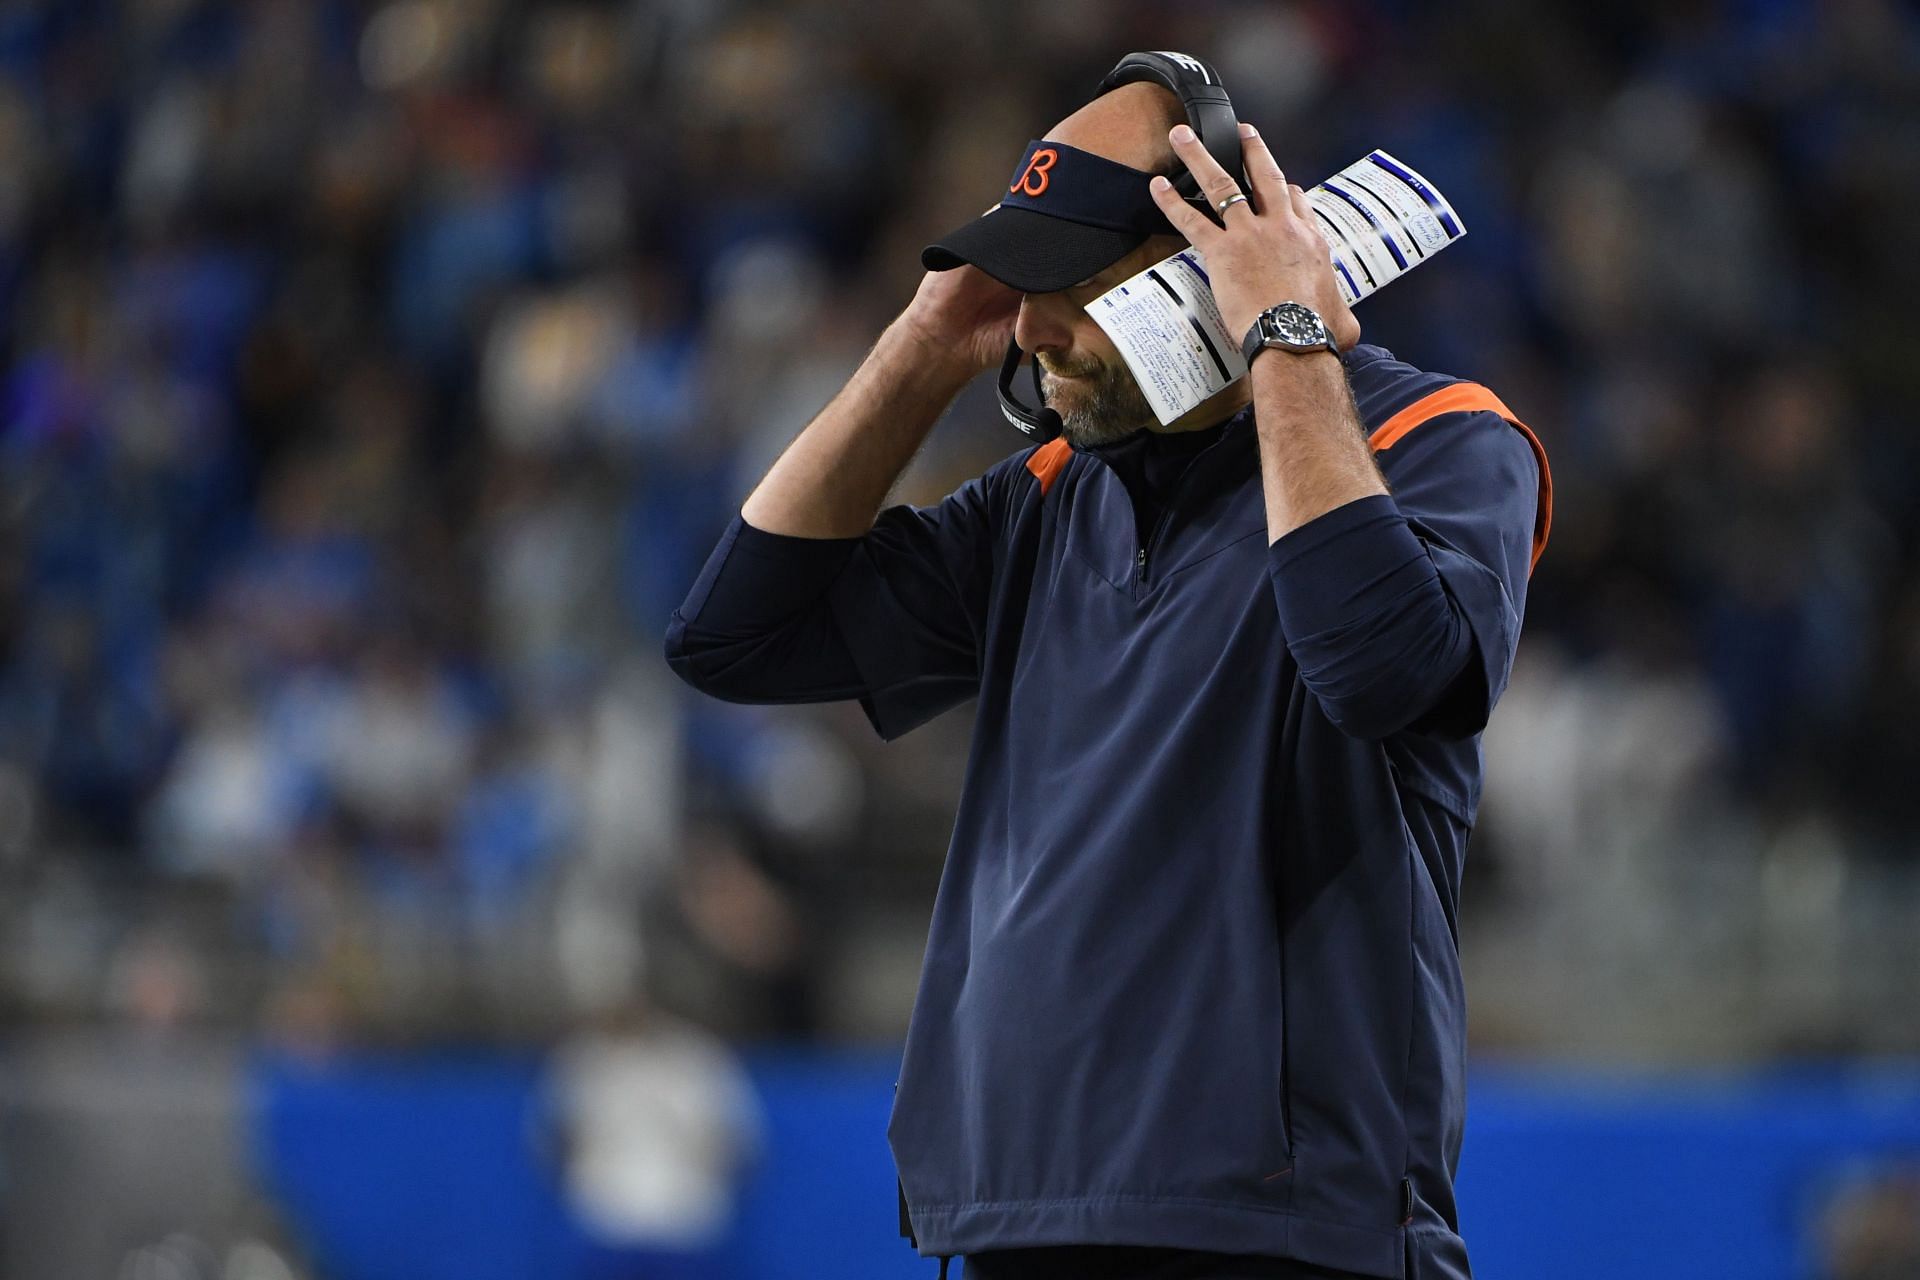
[1043,364,1157,448]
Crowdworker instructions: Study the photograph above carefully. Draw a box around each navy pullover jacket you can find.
[664,344,1552,1280]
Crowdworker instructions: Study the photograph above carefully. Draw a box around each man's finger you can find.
[1149,174,1213,243]
[1238,123,1288,212]
[1169,124,1244,216]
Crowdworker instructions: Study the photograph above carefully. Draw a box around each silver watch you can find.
[1240,301,1338,366]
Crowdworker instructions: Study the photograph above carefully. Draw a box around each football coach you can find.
[666,50,1550,1280]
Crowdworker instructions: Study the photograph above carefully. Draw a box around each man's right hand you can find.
[741,266,1017,537]
[898,265,1022,380]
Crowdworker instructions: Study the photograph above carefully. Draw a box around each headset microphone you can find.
[997,342,1064,442]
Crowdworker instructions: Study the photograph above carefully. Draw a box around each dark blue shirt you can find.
[664,344,1551,1280]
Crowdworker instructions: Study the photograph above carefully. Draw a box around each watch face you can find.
[1268,302,1326,348]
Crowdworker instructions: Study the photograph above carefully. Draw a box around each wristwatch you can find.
[1240,301,1339,367]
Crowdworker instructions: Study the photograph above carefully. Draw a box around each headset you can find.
[996,51,1247,443]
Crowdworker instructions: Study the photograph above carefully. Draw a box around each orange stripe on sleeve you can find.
[1367,382,1553,575]
[1025,437,1073,496]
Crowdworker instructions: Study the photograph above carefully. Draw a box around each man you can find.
[666,73,1550,1280]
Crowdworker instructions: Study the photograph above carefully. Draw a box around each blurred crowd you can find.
[0,0,1917,1056]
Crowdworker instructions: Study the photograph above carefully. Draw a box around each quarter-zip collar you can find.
[1075,403,1259,592]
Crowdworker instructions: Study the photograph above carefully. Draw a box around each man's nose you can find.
[1013,291,1076,356]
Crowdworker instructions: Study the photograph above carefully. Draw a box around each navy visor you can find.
[923,140,1179,292]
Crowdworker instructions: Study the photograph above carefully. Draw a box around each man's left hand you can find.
[1149,122,1362,353]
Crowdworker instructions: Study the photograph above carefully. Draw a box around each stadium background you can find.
[2,0,1918,1276]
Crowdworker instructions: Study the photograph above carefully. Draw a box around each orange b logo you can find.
[1011,148,1058,197]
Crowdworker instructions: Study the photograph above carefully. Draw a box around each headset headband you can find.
[1095,51,1245,203]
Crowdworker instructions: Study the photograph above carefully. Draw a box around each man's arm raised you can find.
[665,265,1020,733]
[740,266,1019,537]
[1152,122,1540,742]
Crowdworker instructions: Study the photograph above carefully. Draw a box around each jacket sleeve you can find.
[1265,407,1544,741]
[663,466,1004,741]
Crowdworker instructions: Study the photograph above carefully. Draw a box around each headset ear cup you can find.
[1095,51,1245,208]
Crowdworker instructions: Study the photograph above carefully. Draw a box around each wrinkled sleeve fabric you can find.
[663,467,1006,741]
[1266,409,1541,741]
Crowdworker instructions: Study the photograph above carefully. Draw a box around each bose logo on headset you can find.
[1154,51,1214,83]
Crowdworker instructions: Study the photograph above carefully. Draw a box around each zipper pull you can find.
[1136,546,1148,580]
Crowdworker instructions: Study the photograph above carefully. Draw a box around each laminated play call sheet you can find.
[1088,149,1465,425]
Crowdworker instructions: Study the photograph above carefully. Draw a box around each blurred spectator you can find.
[546,992,763,1276]
[1815,1162,1920,1280]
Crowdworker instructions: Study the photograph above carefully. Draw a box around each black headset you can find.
[997,51,1247,443]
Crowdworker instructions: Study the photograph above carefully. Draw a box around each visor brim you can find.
[921,205,1146,294]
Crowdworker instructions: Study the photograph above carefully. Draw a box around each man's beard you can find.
[1040,356,1156,448]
